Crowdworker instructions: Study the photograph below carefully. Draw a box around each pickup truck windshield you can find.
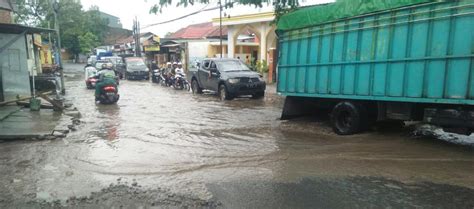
[106,58,122,64]
[127,61,146,67]
[217,60,251,72]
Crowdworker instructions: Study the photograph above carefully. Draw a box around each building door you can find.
[252,50,258,66]
[0,34,31,101]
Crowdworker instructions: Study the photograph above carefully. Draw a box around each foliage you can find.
[79,32,99,54]
[256,59,268,73]
[149,0,300,21]
[164,32,174,38]
[13,0,108,56]
[14,0,51,26]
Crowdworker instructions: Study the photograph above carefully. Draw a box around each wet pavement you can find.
[0,63,473,208]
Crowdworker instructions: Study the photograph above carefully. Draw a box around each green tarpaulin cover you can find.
[277,0,440,31]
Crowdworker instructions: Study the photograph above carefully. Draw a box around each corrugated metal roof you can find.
[0,0,12,10]
[0,23,55,34]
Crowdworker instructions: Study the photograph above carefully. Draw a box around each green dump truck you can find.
[277,0,474,135]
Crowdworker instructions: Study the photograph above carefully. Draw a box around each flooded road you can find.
[0,64,473,208]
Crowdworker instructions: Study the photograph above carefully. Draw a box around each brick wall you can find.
[0,9,12,24]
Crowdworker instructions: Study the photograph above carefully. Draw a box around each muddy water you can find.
[53,66,284,200]
[0,64,473,208]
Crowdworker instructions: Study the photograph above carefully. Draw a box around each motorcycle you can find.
[173,73,190,91]
[151,69,161,83]
[86,76,98,89]
[160,71,172,87]
[97,84,120,104]
[85,66,98,89]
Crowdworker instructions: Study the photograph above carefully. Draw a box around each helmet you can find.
[173,62,177,65]
[101,63,108,69]
[177,62,182,66]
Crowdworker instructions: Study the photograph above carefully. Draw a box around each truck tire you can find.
[191,79,203,94]
[219,84,233,101]
[330,101,368,135]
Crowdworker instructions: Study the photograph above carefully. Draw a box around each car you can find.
[103,56,126,79]
[87,55,97,65]
[124,57,149,80]
[190,58,266,100]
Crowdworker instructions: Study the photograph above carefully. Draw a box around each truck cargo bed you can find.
[277,1,474,105]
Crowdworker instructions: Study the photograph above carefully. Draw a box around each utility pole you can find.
[134,17,142,57]
[53,0,65,94]
[219,0,223,58]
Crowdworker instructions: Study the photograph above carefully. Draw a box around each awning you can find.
[161,43,181,47]
[0,23,55,34]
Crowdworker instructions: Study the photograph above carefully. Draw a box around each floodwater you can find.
[0,64,473,208]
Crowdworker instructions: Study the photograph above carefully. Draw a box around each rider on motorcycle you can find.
[168,62,178,85]
[170,62,178,76]
[175,62,184,78]
[95,63,117,101]
[162,62,172,75]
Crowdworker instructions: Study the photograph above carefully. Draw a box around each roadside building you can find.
[0,23,55,102]
[212,12,278,83]
[0,0,14,24]
[98,11,123,29]
[164,22,256,70]
[101,27,133,55]
[167,22,226,61]
[100,32,155,57]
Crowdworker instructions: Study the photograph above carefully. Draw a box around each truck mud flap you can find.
[281,96,329,120]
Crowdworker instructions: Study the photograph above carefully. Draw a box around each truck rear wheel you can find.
[331,101,368,135]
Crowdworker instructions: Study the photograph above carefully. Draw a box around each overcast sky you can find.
[80,0,335,37]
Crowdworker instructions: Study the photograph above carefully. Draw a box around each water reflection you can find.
[96,105,120,141]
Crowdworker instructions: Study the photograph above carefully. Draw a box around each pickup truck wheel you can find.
[330,101,368,135]
[191,79,203,94]
[219,84,233,101]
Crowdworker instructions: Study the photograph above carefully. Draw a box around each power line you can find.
[141,3,233,29]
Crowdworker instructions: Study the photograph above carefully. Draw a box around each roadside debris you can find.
[414,124,474,147]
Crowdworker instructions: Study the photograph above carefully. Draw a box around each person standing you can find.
[245,56,251,65]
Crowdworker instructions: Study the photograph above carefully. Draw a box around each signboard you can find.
[152,35,160,43]
[33,34,42,47]
[144,45,160,52]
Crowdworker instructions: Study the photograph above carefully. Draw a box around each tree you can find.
[14,0,51,25]
[149,0,300,21]
[164,32,173,38]
[79,32,99,54]
[13,0,108,58]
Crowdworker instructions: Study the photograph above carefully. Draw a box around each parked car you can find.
[124,57,149,80]
[189,58,266,100]
[104,56,126,79]
[87,55,97,65]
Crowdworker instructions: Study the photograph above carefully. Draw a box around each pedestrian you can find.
[245,56,250,65]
